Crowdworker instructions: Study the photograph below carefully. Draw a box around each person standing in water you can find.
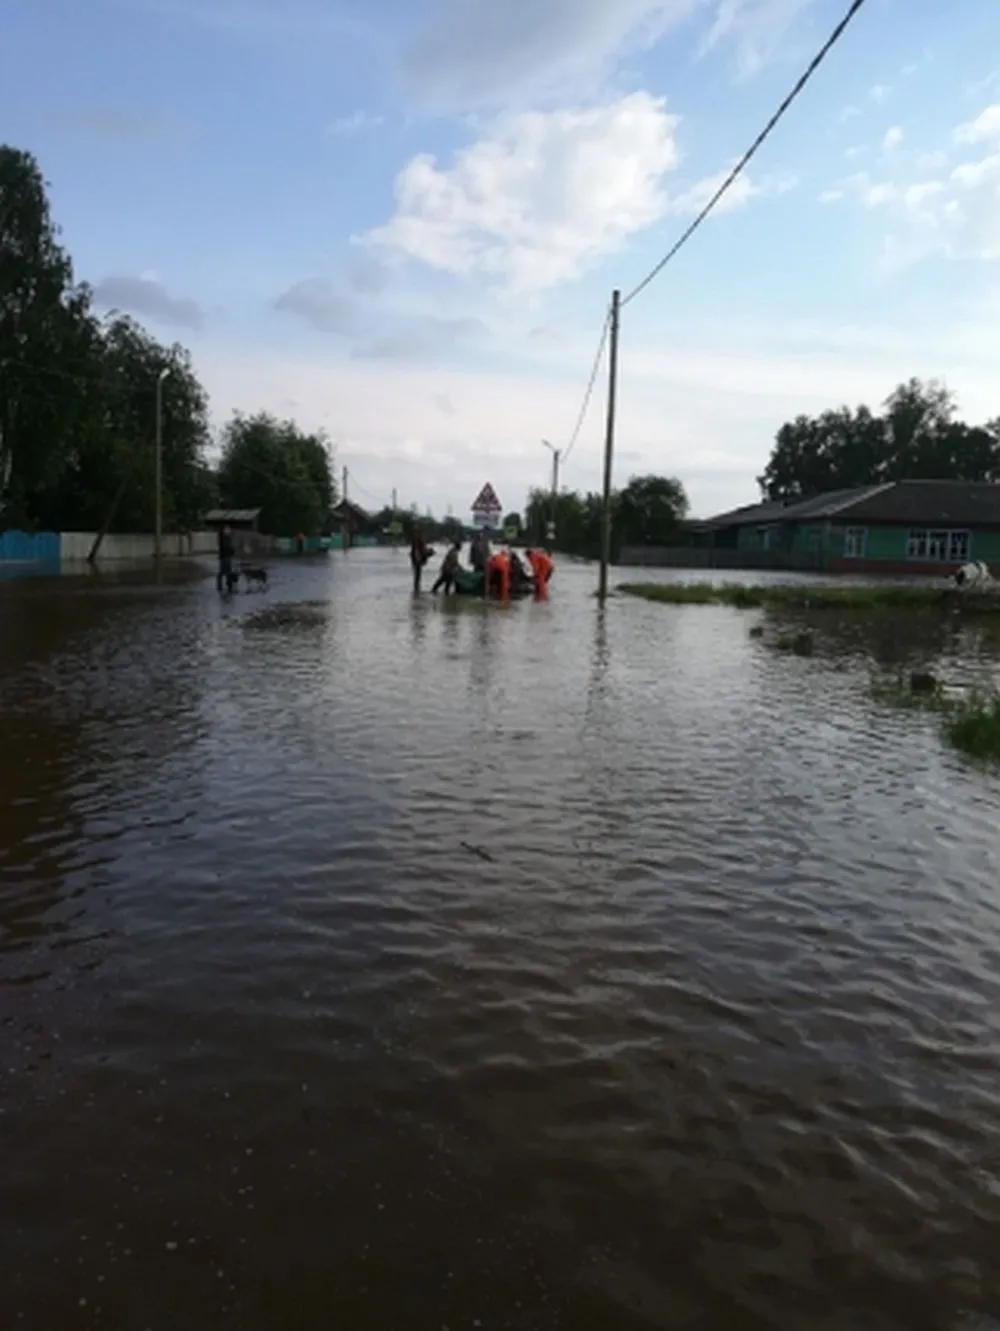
[432,541,461,595]
[409,525,430,593]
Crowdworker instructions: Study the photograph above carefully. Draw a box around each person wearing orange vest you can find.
[487,549,511,600]
[526,548,553,596]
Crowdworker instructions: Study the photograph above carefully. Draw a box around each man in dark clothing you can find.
[432,542,462,595]
[217,524,235,593]
[409,527,430,593]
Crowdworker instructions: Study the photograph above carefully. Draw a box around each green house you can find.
[697,481,1000,574]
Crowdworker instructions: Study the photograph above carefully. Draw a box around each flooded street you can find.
[3,551,1000,1331]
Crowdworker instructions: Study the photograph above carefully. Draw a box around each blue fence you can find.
[0,529,62,564]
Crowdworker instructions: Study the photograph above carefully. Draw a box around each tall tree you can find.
[218,412,335,536]
[0,146,97,526]
[616,474,688,547]
[758,379,1000,500]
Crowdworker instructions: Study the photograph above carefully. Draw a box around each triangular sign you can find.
[471,482,502,512]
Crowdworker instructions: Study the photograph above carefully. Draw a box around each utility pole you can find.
[391,486,398,551]
[541,438,560,545]
[341,466,349,552]
[597,289,621,603]
[154,366,169,562]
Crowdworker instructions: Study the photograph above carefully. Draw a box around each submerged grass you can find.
[872,671,1000,761]
[617,581,1000,613]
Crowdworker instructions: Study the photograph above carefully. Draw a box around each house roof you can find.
[831,480,1000,526]
[205,508,261,523]
[331,499,372,521]
[698,481,1000,530]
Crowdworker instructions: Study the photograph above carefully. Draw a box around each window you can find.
[907,530,927,559]
[907,528,971,562]
[843,527,867,558]
[928,530,948,561]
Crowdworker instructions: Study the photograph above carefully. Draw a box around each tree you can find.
[0,146,97,526]
[758,379,1000,500]
[616,475,688,547]
[524,473,687,558]
[1,145,214,534]
[217,412,335,536]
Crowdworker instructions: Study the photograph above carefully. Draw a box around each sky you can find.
[3,0,1000,519]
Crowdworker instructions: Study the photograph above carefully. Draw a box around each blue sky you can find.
[4,0,1000,516]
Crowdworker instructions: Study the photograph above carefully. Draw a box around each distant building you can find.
[689,481,1000,575]
[204,507,261,533]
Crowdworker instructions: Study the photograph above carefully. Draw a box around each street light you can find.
[154,366,169,562]
[541,438,560,543]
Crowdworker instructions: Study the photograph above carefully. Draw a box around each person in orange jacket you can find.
[526,547,553,596]
[487,548,511,599]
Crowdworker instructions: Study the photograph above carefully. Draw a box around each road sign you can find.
[470,482,502,517]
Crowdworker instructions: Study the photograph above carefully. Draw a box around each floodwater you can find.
[3,552,1000,1331]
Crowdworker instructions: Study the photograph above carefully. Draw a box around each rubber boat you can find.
[452,566,537,598]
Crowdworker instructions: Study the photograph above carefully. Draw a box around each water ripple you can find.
[2,557,1000,1328]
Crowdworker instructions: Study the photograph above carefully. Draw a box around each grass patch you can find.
[945,693,1000,760]
[872,671,1000,761]
[617,581,1000,613]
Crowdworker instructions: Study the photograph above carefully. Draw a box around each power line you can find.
[342,466,387,509]
[621,0,869,308]
[561,306,612,466]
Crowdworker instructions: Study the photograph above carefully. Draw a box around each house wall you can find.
[0,528,220,569]
[62,530,218,562]
[829,522,1000,574]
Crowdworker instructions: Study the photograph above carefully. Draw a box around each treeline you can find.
[525,474,689,558]
[758,379,1000,501]
[0,146,334,535]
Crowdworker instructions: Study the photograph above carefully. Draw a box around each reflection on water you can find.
[3,553,1000,1330]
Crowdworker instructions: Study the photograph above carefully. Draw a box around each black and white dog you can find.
[953,560,991,588]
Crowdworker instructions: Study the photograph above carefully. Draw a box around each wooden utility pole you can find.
[597,289,621,603]
[341,466,349,551]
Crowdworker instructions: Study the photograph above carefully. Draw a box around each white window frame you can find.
[948,530,970,562]
[843,526,867,558]
[907,528,971,562]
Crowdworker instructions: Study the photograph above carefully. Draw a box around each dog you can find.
[241,564,269,591]
[953,560,991,588]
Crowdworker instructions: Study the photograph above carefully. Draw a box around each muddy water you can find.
[2,553,1000,1331]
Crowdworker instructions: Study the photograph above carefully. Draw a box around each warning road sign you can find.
[470,482,502,515]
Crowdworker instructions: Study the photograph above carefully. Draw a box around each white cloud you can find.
[954,104,1000,145]
[400,0,818,109]
[699,0,814,78]
[869,83,890,104]
[362,93,768,293]
[823,102,1000,266]
[363,93,680,291]
[882,125,903,151]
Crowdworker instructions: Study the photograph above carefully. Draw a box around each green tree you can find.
[218,412,334,536]
[616,474,688,547]
[758,379,1000,500]
[0,146,97,527]
[27,315,212,533]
